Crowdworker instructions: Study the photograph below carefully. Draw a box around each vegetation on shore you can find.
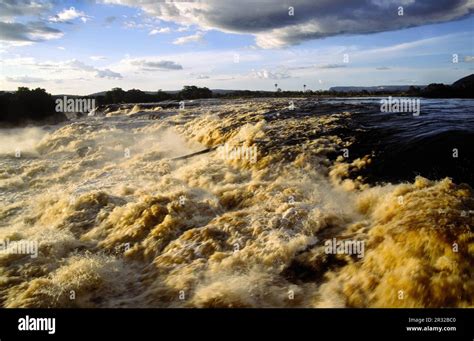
[1,75,472,125]
[0,87,62,126]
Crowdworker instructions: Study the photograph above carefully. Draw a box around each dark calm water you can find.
[319,97,474,186]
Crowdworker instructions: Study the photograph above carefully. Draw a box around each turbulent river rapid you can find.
[0,97,473,307]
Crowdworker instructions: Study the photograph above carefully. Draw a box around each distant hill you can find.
[420,74,474,98]
[329,75,473,98]
[88,90,163,97]
[452,74,474,88]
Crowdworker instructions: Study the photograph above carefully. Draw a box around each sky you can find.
[0,0,473,95]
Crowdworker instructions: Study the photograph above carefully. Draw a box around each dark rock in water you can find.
[76,146,92,157]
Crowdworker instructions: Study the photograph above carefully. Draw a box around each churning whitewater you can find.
[0,98,472,308]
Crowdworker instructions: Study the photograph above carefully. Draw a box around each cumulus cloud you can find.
[0,0,53,18]
[0,1,63,45]
[173,32,204,45]
[67,59,123,79]
[130,59,183,70]
[49,7,89,23]
[149,27,171,35]
[0,21,63,42]
[96,68,122,79]
[1,57,123,83]
[0,2,108,49]
[103,0,474,48]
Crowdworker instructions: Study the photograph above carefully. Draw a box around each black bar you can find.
[0,308,472,340]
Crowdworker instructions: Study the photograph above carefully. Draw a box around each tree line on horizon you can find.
[0,86,214,125]
[98,85,213,104]
[0,87,58,125]
[1,76,472,126]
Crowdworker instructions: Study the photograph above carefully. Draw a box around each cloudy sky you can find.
[0,0,473,95]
